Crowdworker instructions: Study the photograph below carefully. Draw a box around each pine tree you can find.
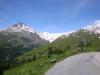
[47,46,52,58]
[33,52,36,61]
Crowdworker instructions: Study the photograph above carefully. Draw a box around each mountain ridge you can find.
[1,20,100,42]
[3,20,100,75]
[1,23,72,42]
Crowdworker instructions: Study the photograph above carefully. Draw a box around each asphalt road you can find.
[46,52,100,75]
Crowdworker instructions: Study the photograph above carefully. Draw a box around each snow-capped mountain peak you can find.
[2,23,72,42]
[84,20,100,33]
[3,20,100,43]
[7,23,36,33]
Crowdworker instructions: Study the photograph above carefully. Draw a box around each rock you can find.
[50,59,57,64]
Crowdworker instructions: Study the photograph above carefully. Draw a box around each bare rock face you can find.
[46,52,100,75]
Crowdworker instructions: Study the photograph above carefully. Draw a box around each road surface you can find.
[46,52,100,75]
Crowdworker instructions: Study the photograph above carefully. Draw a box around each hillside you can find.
[4,29,100,75]
[0,23,49,75]
[1,0,100,75]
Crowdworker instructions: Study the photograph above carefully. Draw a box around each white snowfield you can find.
[38,32,73,42]
[46,52,100,75]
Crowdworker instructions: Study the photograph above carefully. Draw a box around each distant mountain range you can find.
[1,20,100,75]
[0,20,100,54]
[1,20,100,43]
[2,22,73,42]
[40,20,100,42]
[0,20,100,59]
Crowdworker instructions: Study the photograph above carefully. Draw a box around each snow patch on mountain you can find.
[38,31,73,42]
[38,32,65,42]
[84,20,100,34]
[7,23,36,33]
[2,20,100,42]
[3,23,73,42]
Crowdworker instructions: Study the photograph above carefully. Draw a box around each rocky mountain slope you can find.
[0,23,49,69]
[0,23,48,48]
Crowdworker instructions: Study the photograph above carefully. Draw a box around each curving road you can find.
[46,52,100,75]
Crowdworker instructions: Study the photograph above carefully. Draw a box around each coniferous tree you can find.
[33,52,36,61]
[47,46,52,58]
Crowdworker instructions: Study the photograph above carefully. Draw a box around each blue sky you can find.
[0,0,100,33]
